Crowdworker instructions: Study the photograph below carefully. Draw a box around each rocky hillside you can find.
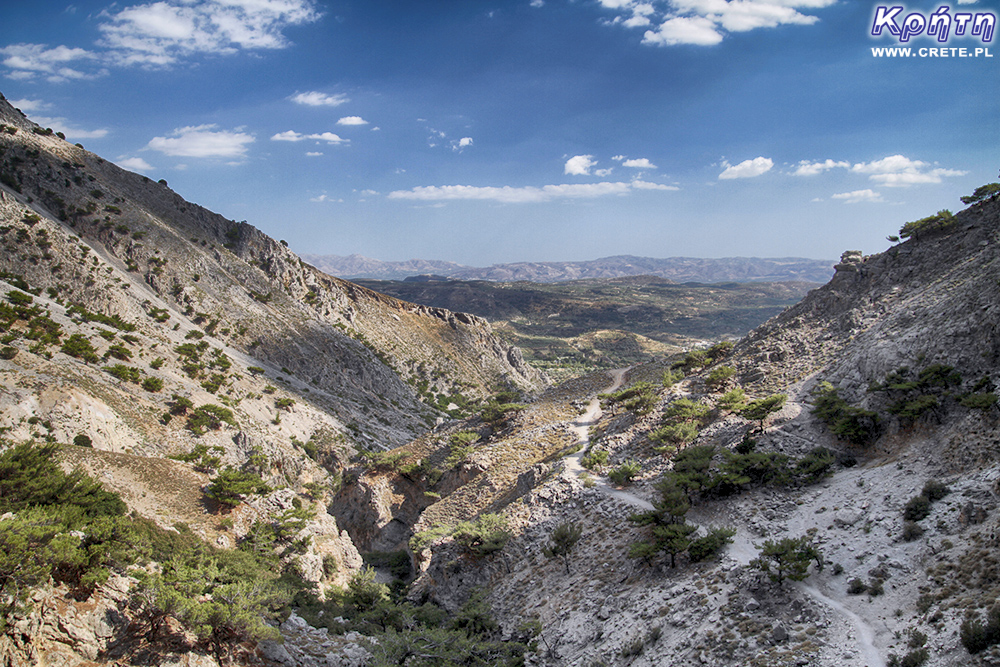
[0,90,543,665]
[0,92,543,451]
[353,194,1000,666]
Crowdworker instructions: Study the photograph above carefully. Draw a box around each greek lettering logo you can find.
[871,5,996,43]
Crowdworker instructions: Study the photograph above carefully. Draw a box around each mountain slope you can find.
[0,93,543,452]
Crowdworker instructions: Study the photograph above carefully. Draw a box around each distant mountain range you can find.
[300,253,837,284]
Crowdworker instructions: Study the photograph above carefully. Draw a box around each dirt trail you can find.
[720,489,885,667]
[563,368,654,512]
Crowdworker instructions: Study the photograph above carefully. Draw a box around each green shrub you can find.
[704,366,736,391]
[581,448,610,469]
[103,364,141,383]
[205,467,270,508]
[901,521,924,542]
[141,376,164,392]
[687,527,736,562]
[922,480,949,502]
[73,434,93,448]
[186,404,237,435]
[961,607,1000,654]
[452,514,510,556]
[960,182,1000,205]
[600,382,657,416]
[960,392,998,410]
[899,209,956,239]
[0,346,16,360]
[903,495,931,522]
[811,382,880,445]
[60,334,99,363]
[847,578,867,595]
[608,460,641,486]
[717,387,748,412]
[751,536,821,583]
[740,394,786,429]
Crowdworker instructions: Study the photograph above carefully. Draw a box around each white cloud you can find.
[0,43,101,82]
[2,2,321,79]
[851,155,967,187]
[831,189,884,204]
[116,157,154,172]
[565,154,597,176]
[291,91,349,107]
[98,0,322,67]
[388,179,677,204]
[531,0,545,7]
[32,115,109,139]
[8,98,50,112]
[631,180,679,190]
[594,168,614,177]
[451,137,474,152]
[600,0,836,47]
[306,151,323,156]
[310,132,347,144]
[719,156,773,179]
[271,130,348,144]
[310,193,342,203]
[793,159,849,176]
[147,124,254,158]
[622,157,657,169]
[337,116,369,126]
[644,16,723,46]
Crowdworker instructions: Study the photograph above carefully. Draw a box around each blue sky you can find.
[1,1,997,265]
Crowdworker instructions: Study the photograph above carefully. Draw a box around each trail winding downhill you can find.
[719,484,885,667]
[563,369,655,512]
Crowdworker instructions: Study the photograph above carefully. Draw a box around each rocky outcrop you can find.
[732,198,1000,398]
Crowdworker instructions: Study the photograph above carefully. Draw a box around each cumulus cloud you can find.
[116,157,154,172]
[30,115,109,140]
[0,43,102,82]
[271,130,348,144]
[98,0,322,67]
[1,1,322,79]
[793,159,849,176]
[565,155,598,176]
[831,189,884,204]
[337,116,369,126]
[291,91,349,107]
[643,16,723,45]
[719,156,773,179]
[388,179,677,203]
[851,155,967,187]
[598,0,836,47]
[622,157,657,169]
[147,124,254,158]
[8,98,51,112]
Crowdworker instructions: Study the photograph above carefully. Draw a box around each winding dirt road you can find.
[563,369,655,512]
